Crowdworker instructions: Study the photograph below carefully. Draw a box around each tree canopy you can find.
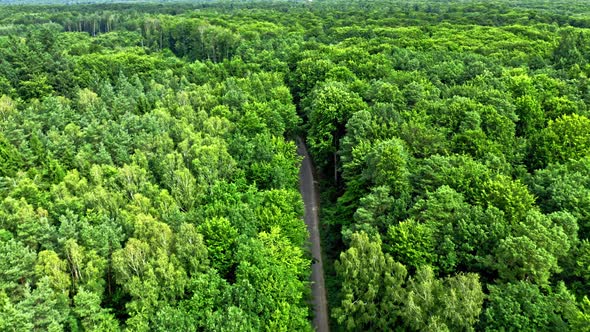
[0,0,590,331]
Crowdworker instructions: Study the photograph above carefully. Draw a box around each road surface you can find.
[297,137,330,332]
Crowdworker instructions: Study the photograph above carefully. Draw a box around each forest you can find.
[0,0,590,331]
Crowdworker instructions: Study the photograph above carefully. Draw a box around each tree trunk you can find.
[334,151,338,184]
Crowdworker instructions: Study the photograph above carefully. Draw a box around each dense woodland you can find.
[0,0,590,331]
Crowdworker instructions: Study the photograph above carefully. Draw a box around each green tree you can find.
[385,219,435,272]
[402,266,484,332]
[0,238,36,298]
[18,277,70,332]
[531,156,590,236]
[533,113,590,168]
[363,138,411,198]
[306,81,367,180]
[73,288,120,332]
[494,211,569,286]
[475,175,535,224]
[34,250,71,297]
[483,281,579,331]
[0,133,23,178]
[0,290,34,331]
[333,231,407,330]
[234,227,310,331]
[112,214,188,331]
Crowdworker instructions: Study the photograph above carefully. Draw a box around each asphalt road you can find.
[297,137,330,332]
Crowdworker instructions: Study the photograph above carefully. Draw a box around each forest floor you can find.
[297,138,330,332]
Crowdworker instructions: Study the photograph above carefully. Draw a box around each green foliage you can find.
[198,217,236,276]
[0,132,23,178]
[402,266,484,332]
[334,232,484,331]
[363,138,410,197]
[475,175,535,224]
[235,227,311,331]
[333,232,407,331]
[306,81,367,171]
[74,288,120,332]
[2,1,590,330]
[533,113,590,168]
[483,281,582,331]
[289,2,590,330]
[530,157,590,236]
[385,219,435,272]
[0,238,36,297]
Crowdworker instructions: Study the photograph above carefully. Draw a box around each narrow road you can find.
[297,137,330,332]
